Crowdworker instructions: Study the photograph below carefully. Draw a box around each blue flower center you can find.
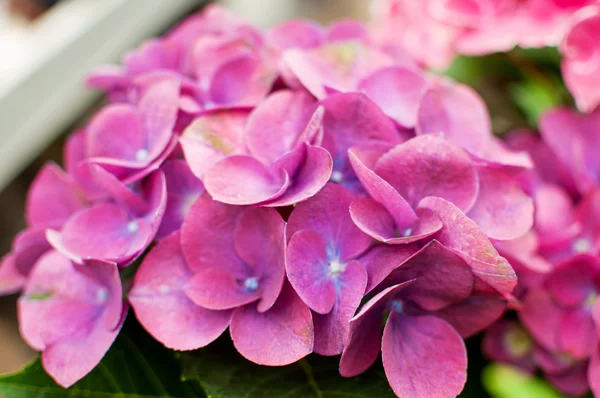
[390,300,404,314]
[244,277,259,292]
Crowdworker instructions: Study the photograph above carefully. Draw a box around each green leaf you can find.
[181,336,395,398]
[483,364,565,398]
[0,320,204,398]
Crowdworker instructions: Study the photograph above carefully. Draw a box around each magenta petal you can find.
[558,308,596,359]
[287,184,371,260]
[186,268,261,311]
[359,244,419,294]
[313,259,367,356]
[357,67,427,128]
[545,254,600,307]
[419,196,517,295]
[438,294,508,338]
[262,145,332,207]
[85,164,149,215]
[387,240,474,311]
[0,254,24,295]
[234,208,286,312]
[519,289,564,352]
[230,282,313,366]
[58,203,152,264]
[339,282,413,377]
[129,233,232,350]
[467,166,534,240]
[157,160,205,239]
[382,313,467,398]
[286,230,336,314]
[375,134,479,211]
[181,193,245,274]
[417,80,492,156]
[204,155,289,205]
[245,90,316,164]
[26,163,86,228]
[320,93,400,168]
[348,149,417,230]
[590,348,600,398]
[13,227,52,276]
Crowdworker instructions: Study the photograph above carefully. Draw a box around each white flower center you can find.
[330,171,344,184]
[135,149,149,161]
[127,221,139,233]
[159,284,170,294]
[96,288,109,303]
[573,238,591,253]
[244,277,259,292]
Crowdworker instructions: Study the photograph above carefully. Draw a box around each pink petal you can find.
[286,230,337,314]
[234,208,286,312]
[419,196,517,295]
[348,149,418,231]
[417,80,492,156]
[320,93,400,170]
[0,254,24,295]
[230,282,313,366]
[267,20,324,50]
[590,347,600,398]
[359,244,420,294]
[545,254,600,307]
[558,308,597,359]
[186,268,261,310]
[467,166,534,240]
[313,259,367,356]
[157,160,205,239]
[437,294,508,338]
[181,193,245,274]
[180,110,249,178]
[518,289,564,352]
[561,6,600,113]
[209,54,276,108]
[357,67,427,128]
[26,163,86,228]
[339,282,413,377]
[245,90,316,164]
[262,145,333,207]
[13,227,51,276]
[325,19,370,42]
[129,233,232,350]
[203,155,289,205]
[386,240,474,311]
[375,134,479,212]
[382,313,467,398]
[287,183,371,260]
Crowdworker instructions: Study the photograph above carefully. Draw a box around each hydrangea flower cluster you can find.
[372,0,600,112]
[483,108,600,397]
[0,4,539,397]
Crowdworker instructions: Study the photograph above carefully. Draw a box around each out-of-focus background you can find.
[0,0,368,376]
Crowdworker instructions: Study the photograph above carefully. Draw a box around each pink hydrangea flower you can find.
[18,251,125,387]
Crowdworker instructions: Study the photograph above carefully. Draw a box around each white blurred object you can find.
[0,0,201,190]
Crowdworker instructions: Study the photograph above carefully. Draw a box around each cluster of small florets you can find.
[0,5,547,397]
[482,108,600,397]
[372,0,600,112]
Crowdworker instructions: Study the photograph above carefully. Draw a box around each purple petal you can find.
[419,196,517,295]
[230,282,313,366]
[467,166,534,241]
[437,293,507,338]
[357,67,427,128]
[286,230,337,314]
[234,208,286,312]
[375,134,479,212]
[359,244,420,294]
[546,361,590,397]
[262,145,332,207]
[209,54,276,108]
[13,227,52,276]
[417,79,492,156]
[204,155,289,205]
[156,160,205,239]
[287,183,371,260]
[129,233,232,350]
[382,313,467,398]
[320,93,400,171]
[545,254,600,308]
[245,90,316,164]
[181,193,245,274]
[313,259,367,356]
[339,282,413,377]
[348,149,417,231]
[26,163,86,228]
[180,110,249,178]
[0,254,24,295]
[386,240,474,311]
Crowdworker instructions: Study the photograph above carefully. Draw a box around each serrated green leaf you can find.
[483,364,565,398]
[0,320,204,398]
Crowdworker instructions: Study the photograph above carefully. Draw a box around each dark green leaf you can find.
[0,319,203,398]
